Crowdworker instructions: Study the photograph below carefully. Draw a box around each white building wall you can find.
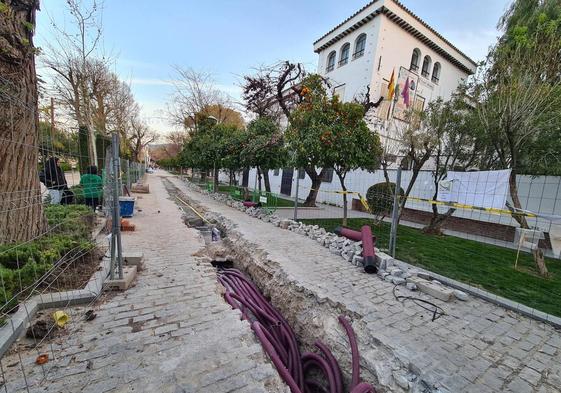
[317,19,382,102]
[371,14,471,103]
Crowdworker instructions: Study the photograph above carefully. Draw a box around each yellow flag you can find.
[387,69,395,100]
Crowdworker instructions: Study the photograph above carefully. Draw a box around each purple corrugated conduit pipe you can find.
[218,268,376,393]
[338,316,360,389]
[334,226,363,241]
[334,226,377,274]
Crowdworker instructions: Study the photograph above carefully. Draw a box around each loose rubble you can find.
[183,180,469,303]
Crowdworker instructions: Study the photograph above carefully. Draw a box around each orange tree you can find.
[286,75,382,218]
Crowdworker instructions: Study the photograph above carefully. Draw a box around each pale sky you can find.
[35,0,511,135]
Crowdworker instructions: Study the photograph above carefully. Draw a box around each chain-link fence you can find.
[0,77,138,390]
[207,165,561,320]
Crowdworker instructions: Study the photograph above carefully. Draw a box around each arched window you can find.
[431,62,441,84]
[339,43,350,66]
[421,55,432,78]
[353,34,366,59]
[326,51,336,72]
[410,48,421,72]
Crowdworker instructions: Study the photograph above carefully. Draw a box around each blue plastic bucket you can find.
[119,197,136,217]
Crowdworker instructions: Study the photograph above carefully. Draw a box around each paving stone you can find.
[156,174,561,393]
[506,377,534,393]
[519,367,542,386]
[0,173,286,393]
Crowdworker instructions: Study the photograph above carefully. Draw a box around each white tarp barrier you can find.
[437,169,511,210]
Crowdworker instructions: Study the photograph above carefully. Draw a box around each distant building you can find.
[313,0,477,162]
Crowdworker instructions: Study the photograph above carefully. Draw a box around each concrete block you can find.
[106,266,137,291]
[376,252,394,270]
[352,255,364,267]
[123,252,144,271]
[392,277,406,285]
[454,290,469,301]
[390,268,403,277]
[407,276,454,302]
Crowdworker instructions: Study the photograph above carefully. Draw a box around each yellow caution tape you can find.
[310,188,360,196]
[402,196,537,218]
[308,187,538,218]
[310,187,371,211]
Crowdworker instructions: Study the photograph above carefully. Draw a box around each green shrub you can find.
[0,204,95,310]
[58,161,73,172]
[70,185,86,205]
[366,182,403,216]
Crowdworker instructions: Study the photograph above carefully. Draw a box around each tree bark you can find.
[337,172,348,226]
[303,167,326,207]
[532,248,548,277]
[423,205,456,235]
[262,169,271,193]
[0,0,47,243]
[509,170,529,229]
[397,148,432,224]
[213,166,219,192]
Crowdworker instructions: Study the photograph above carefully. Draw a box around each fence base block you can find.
[106,266,137,290]
[124,252,144,271]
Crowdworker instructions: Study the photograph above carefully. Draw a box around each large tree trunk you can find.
[0,0,47,243]
[423,206,456,235]
[423,187,456,235]
[337,172,348,226]
[262,169,271,193]
[509,170,529,229]
[257,167,262,192]
[398,153,431,224]
[303,167,326,207]
[213,166,219,192]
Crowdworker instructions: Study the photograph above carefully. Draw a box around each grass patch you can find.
[215,184,303,207]
[301,217,561,317]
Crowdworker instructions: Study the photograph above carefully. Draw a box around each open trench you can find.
[163,178,423,393]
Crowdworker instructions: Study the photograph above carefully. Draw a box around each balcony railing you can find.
[352,49,364,59]
[326,64,335,72]
[338,58,348,67]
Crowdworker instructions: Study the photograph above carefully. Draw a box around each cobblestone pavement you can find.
[169,175,561,393]
[2,174,286,393]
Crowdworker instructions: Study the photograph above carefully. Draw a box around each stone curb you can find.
[392,257,561,329]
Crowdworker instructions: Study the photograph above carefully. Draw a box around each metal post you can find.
[125,160,131,191]
[389,166,402,257]
[110,132,124,279]
[253,168,258,201]
[213,162,217,193]
[293,168,300,221]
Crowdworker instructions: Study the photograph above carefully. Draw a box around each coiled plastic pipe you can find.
[218,268,376,393]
